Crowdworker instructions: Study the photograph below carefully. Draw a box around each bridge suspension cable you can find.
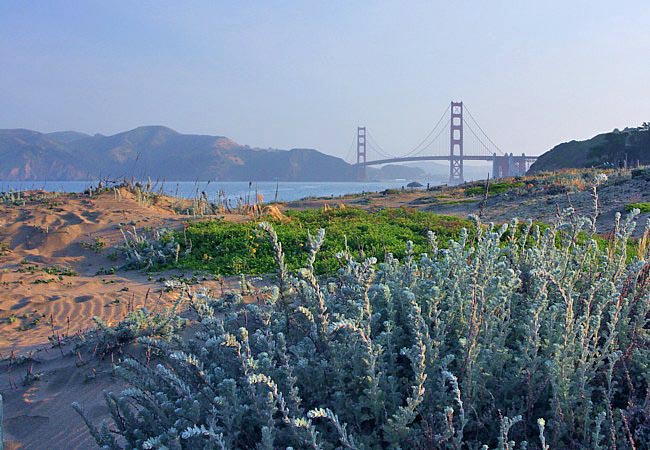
[463,118,496,157]
[399,103,451,158]
[408,118,450,157]
[356,104,453,161]
[463,104,504,155]
[365,129,397,159]
[342,131,358,164]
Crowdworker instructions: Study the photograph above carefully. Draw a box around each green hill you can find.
[530,125,650,172]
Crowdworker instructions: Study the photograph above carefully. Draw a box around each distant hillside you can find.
[0,129,91,180]
[0,126,373,181]
[367,164,427,181]
[45,131,91,144]
[530,125,650,172]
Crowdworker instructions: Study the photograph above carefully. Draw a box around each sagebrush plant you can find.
[119,226,186,270]
[89,300,186,356]
[76,209,649,449]
[1,189,61,206]
[1,189,26,206]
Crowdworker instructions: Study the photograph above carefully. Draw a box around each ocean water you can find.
[0,180,443,203]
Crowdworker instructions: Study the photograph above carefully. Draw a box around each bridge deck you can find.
[357,155,537,167]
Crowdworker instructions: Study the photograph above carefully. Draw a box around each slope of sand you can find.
[0,189,223,449]
[0,189,188,352]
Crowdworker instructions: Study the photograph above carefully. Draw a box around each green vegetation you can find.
[116,203,644,277]
[16,262,78,277]
[1,189,62,207]
[120,226,183,270]
[176,208,472,275]
[90,301,185,356]
[530,127,650,172]
[81,237,107,253]
[632,167,650,180]
[626,202,650,213]
[42,265,78,277]
[464,180,525,196]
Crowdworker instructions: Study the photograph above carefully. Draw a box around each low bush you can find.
[119,226,186,270]
[75,210,649,449]
[89,301,186,356]
[43,265,78,277]
[626,202,650,214]
[0,190,61,206]
[631,167,650,181]
[464,181,525,197]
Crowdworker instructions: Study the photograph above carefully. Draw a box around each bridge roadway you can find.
[356,155,509,167]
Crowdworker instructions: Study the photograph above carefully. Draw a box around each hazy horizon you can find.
[2,1,649,161]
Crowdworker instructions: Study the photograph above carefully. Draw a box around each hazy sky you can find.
[1,1,649,160]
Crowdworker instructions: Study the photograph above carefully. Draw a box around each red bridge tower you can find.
[449,101,464,185]
[356,126,367,180]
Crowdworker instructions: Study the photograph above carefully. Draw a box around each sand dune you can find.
[0,189,220,448]
[0,189,186,353]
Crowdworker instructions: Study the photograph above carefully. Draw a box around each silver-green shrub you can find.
[89,302,186,357]
[76,211,649,449]
[119,226,185,270]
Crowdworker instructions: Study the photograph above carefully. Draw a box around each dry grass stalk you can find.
[265,205,290,223]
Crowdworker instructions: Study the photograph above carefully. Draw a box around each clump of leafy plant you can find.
[90,301,185,356]
[43,265,78,277]
[631,167,650,181]
[0,189,26,206]
[626,202,650,214]
[17,260,40,274]
[109,177,164,207]
[22,364,43,386]
[75,207,650,448]
[81,237,107,253]
[0,189,61,206]
[119,226,186,270]
[464,180,525,196]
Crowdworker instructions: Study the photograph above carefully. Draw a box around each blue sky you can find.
[1,1,648,159]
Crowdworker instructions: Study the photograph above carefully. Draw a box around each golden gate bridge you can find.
[344,101,537,184]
